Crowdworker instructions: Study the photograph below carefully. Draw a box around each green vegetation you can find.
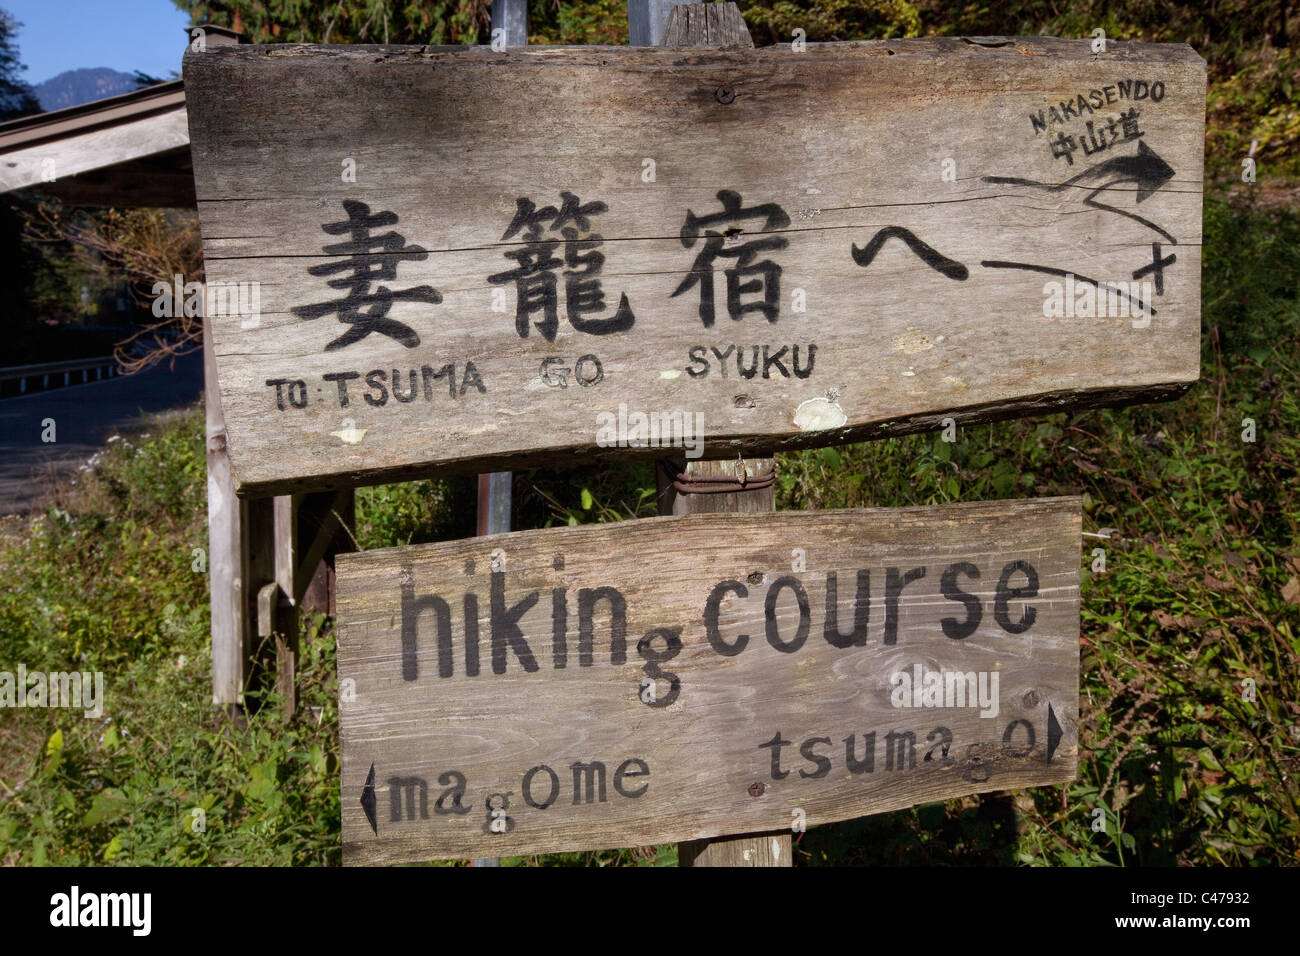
[0,0,1295,868]
[1,192,1295,866]
[0,419,340,865]
[524,192,1300,867]
[178,1,1296,178]
[776,192,1300,866]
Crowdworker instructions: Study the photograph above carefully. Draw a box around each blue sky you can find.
[6,0,191,86]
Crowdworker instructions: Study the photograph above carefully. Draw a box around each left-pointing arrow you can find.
[362,763,378,835]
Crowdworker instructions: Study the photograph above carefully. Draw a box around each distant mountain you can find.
[33,68,141,112]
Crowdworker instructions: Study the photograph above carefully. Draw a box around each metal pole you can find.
[491,0,527,46]
[472,0,527,868]
[472,477,509,863]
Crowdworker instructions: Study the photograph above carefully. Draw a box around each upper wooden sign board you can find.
[184,39,1205,495]
[335,497,1080,863]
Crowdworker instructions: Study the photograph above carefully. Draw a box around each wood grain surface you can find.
[336,496,1081,863]
[183,38,1205,495]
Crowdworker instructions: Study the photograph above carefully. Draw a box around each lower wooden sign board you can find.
[337,497,1080,863]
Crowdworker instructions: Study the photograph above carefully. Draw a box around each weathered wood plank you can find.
[336,496,1081,863]
[679,830,789,866]
[184,39,1204,496]
[205,316,244,708]
[0,106,190,195]
[292,489,356,615]
[30,148,197,209]
[663,2,753,48]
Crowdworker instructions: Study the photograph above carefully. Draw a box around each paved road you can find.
[0,350,204,514]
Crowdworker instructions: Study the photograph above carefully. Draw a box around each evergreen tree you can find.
[0,7,39,121]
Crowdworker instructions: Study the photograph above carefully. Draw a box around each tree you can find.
[0,7,42,361]
[0,7,39,121]
[175,0,492,45]
[23,204,206,371]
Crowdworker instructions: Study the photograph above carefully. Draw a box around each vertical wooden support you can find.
[205,315,244,711]
[678,830,791,867]
[257,578,292,714]
[210,320,356,717]
[272,496,297,715]
[657,460,791,867]
[242,494,277,705]
[274,497,295,602]
[269,488,357,717]
[648,1,791,868]
[291,489,357,616]
[660,1,753,46]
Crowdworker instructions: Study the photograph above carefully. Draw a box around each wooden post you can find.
[257,577,293,715]
[290,489,356,616]
[658,459,792,867]
[642,1,789,867]
[262,488,356,718]
[205,315,245,711]
[271,498,296,714]
[208,314,295,717]
[242,494,277,707]
[210,351,355,718]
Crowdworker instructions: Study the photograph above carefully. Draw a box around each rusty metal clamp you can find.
[658,457,776,495]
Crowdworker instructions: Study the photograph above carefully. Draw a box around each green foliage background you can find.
[0,1,1295,867]
[175,0,1300,176]
[2,190,1295,866]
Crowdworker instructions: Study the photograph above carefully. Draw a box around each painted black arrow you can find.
[1046,704,1063,763]
[983,142,1177,244]
[984,141,1174,200]
[361,763,378,835]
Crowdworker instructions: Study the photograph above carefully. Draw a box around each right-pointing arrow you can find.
[983,141,1176,201]
[361,763,378,835]
[1046,705,1063,763]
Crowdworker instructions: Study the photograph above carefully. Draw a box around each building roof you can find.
[0,78,193,208]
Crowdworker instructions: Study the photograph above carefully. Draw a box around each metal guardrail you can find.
[0,355,122,396]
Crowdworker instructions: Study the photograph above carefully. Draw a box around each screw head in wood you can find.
[748,781,765,797]
[715,85,736,104]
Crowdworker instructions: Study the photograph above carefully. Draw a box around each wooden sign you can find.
[183,39,1204,496]
[336,497,1080,863]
